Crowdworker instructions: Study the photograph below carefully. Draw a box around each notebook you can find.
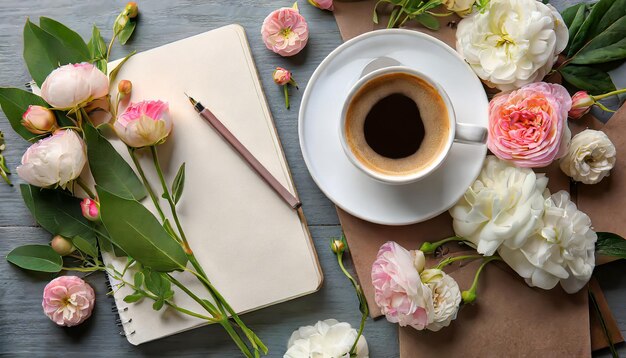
[101,24,323,345]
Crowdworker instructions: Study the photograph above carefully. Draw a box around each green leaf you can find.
[0,87,50,141]
[414,13,439,30]
[72,234,98,258]
[562,4,587,54]
[23,18,90,86]
[152,298,165,311]
[109,50,136,84]
[84,124,146,201]
[596,232,626,258]
[20,184,97,242]
[143,270,174,306]
[39,17,90,60]
[6,244,63,272]
[559,65,616,94]
[134,271,144,288]
[561,3,585,27]
[123,292,144,303]
[87,25,107,74]
[97,187,188,272]
[571,16,626,65]
[163,219,179,241]
[568,0,626,57]
[118,20,137,45]
[171,163,185,204]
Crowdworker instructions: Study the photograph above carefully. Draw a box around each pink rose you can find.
[42,276,95,327]
[568,91,594,119]
[488,82,572,168]
[371,242,433,330]
[273,67,292,86]
[114,100,172,148]
[41,63,109,109]
[308,0,333,10]
[21,105,57,134]
[261,5,309,57]
[81,198,100,221]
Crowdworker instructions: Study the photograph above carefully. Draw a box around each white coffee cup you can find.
[339,66,487,185]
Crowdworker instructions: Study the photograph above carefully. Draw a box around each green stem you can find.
[595,101,616,113]
[420,236,468,254]
[435,254,483,270]
[62,266,103,272]
[128,147,166,222]
[107,33,118,60]
[76,177,96,199]
[592,88,626,100]
[283,85,289,109]
[589,287,618,358]
[467,256,502,294]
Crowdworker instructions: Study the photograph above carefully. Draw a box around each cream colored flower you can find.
[420,269,462,332]
[285,319,369,358]
[455,0,568,90]
[560,129,616,185]
[442,0,475,16]
[450,156,548,256]
[498,191,596,293]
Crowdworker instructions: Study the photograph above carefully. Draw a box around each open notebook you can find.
[102,24,322,345]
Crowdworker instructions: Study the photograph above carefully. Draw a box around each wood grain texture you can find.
[0,0,624,357]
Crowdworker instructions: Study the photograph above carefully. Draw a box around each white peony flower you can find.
[450,156,548,256]
[285,319,368,358]
[41,63,109,109]
[498,191,596,293]
[442,0,476,16]
[16,129,87,189]
[420,269,462,332]
[560,129,616,185]
[455,0,568,91]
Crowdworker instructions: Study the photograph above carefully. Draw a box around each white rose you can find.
[420,269,462,332]
[560,129,616,185]
[285,319,369,358]
[16,129,87,189]
[456,0,568,91]
[442,0,476,16]
[41,63,109,109]
[498,191,596,293]
[450,156,548,256]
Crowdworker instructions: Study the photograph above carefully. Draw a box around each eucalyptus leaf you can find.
[39,17,90,60]
[123,292,144,303]
[97,187,188,272]
[0,87,50,141]
[596,232,626,259]
[571,16,626,65]
[118,20,137,45]
[84,124,146,201]
[88,25,107,73]
[6,244,63,273]
[72,234,98,258]
[567,0,626,57]
[21,184,97,242]
[171,163,185,204]
[109,51,136,84]
[559,65,616,94]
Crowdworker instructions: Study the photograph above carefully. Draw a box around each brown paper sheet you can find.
[332,1,624,353]
[589,278,624,351]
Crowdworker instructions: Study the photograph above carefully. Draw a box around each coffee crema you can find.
[345,72,450,176]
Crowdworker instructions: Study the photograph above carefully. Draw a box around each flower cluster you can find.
[450,156,597,293]
[371,242,461,331]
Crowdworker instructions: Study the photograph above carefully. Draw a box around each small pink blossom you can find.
[81,198,100,221]
[42,276,95,327]
[488,82,572,168]
[568,91,594,119]
[308,0,333,10]
[22,105,57,134]
[273,67,292,85]
[261,5,309,57]
[371,242,433,330]
[114,100,172,148]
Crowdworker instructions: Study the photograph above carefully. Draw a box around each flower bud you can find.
[330,239,345,254]
[125,2,139,18]
[80,198,100,221]
[419,242,436,254]
[21,105,57,134]
[51,235,75,256]
[118,80,132,96]
[568,91,594,119]
[412,250,426,273]
[273,67,292,86]
[461,290,476,304]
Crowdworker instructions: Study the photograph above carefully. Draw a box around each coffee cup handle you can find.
[455,123,487,144]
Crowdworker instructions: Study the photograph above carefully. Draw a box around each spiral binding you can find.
[104,272,135,337]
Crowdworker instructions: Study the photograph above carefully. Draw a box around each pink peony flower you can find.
[41,63,109,110]
[568,91,594,119]
[42,276,95,327]
[488,82,572,168]
[308,0,333,10]
[114,100,172,148]
[273,67,292,86]
[371,242,433,330]
[22,105,57,134]
[81,198,100,221]
[261,5,309,57]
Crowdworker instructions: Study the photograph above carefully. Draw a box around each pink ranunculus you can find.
[273,67,292,86]
[261,5,309,57]
[81,198,100,221]
[42,276,95,327]
[22,105,57,134]
[488,82,572,168]
[41,63,109,110]
[114,100,172,148]
[308,0,333,10]
[568,91,594,119]
[371,242,433,330]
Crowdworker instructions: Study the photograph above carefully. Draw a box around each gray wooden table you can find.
[0,1,624,357]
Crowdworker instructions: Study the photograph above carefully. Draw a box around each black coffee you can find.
[363,93,425,159]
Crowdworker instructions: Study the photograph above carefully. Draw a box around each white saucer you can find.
[298,29,488,225]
